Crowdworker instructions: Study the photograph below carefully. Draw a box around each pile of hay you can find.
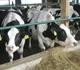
[35,47,80,70]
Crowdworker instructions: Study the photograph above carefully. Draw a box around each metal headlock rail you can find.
[0,16,80,30]
[0,3,59,7]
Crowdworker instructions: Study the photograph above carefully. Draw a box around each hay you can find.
[35,47,80,70]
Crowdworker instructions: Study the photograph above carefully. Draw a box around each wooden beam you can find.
[60,0,70,27]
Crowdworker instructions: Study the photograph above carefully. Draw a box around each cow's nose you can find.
[73,42,78,46]
[7,46,13,52]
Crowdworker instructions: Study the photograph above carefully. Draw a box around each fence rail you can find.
[0,16,80,30]
[0,3,59,8]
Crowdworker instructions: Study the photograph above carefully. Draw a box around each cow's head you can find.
[50,23,78,47]
[5,28,22,52]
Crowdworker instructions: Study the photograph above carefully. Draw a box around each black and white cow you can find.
[69,4,80,42]
[27,8,78,50]
[0,8,29,62]
[69,4,80,30]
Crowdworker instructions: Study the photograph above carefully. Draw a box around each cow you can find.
[0,8,30,62]
[69,4,80,42]
[75,30,80,41]
[72,4,80,42]
[69,4,80,30]
[27,8,78,51]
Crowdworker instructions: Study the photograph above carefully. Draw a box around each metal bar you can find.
[0,16,80,30]
[61,0,70,27]
[0,3,59,7]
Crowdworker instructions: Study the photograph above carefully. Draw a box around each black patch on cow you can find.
[73,4,80,15]
[6,20,19,26]
[19,7,29,23]
[51,22,67,41]
[35,25,37,29]
[1,20,20,44]
[70,13,80,30]
[43,23,56,40]
[56,10,61,15]
[15,33,22,46]
[1,29,9,44]
[56,29,67,41]
[0,10,8,26]
[40,5,46,10]
[75,30,80,41]
[43,22,67,41]
[43,29,56,40]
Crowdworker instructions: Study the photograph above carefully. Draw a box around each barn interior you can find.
[0,0,80,70]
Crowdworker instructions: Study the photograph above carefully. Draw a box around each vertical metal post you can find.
[76,0,79,4]
[72,0,75,4]
[8,0,10,5]
[15,0,21,6]
[60,0,70,27]
[45,0,48,8]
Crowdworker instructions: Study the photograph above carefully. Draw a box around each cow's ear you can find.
[0,34,2,41]
[53,31,57,36]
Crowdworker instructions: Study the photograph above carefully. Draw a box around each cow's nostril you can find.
[12,46,14,49]
[73,42,77,46]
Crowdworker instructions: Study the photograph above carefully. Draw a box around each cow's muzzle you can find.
[5,43,19,53]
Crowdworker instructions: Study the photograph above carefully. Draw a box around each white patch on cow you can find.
[18,38,26,58]
[28,9,55,50]
[0,34,2,41]
[7,28,19,50]
[37,11,55,32]
[5,28,20,61]
[73,10,79,16]
[2,11,25,26]
[28,9,40,22]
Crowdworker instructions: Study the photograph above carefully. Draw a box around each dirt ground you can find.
[34,47,80,70]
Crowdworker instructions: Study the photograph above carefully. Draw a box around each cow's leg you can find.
[43,38,53,47]
[29,37,32,48]
[38,34,46,51]
[50,40,55,47]
[18,48,23,59]
[18,38,25,59]
[5,44,14,62]
[8,52,14,62]
[38,33,53,49]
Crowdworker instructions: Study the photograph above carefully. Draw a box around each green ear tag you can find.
[54,31,57,36]
[24,35,30,40]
